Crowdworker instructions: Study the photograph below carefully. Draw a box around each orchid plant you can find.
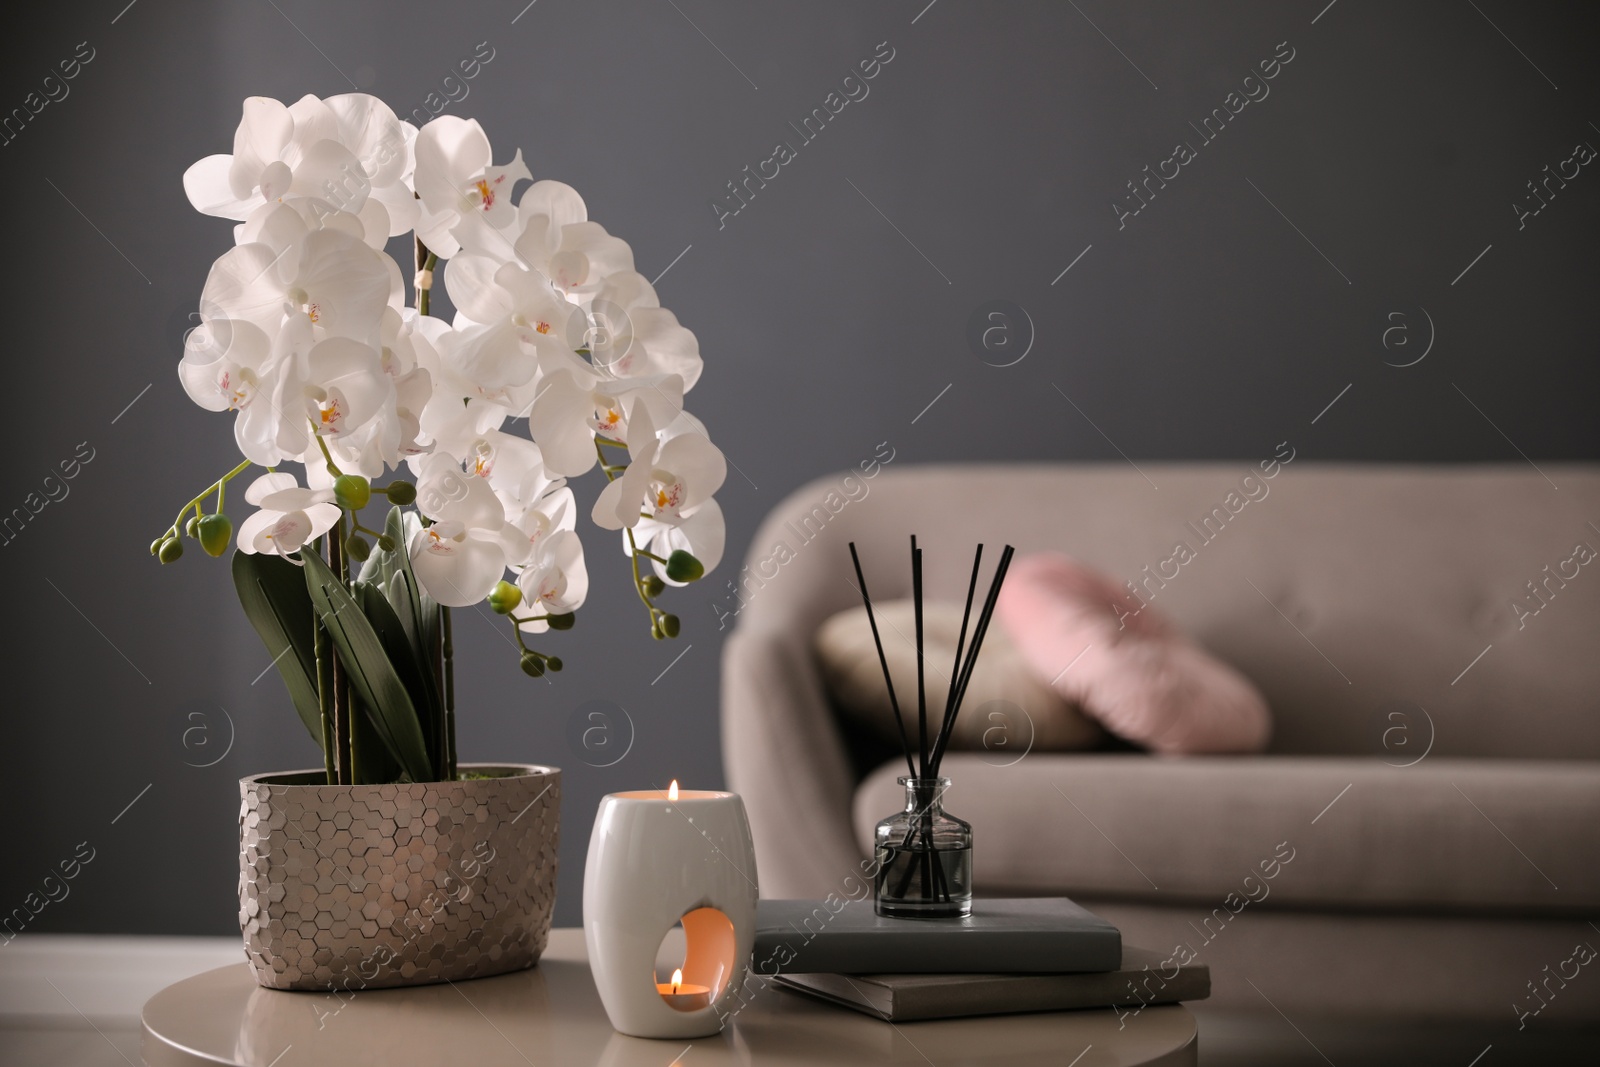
[154,94,725,785]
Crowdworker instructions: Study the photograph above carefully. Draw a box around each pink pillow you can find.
[995,553,1270,754]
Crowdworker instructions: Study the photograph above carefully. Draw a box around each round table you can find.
[142,929,1197,1066]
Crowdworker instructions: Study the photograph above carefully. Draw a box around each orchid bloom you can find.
[408,452,508,607]
[515,530,589,632]
[183,94,418,246]
[272,335,398,477]
[199,208,395,343]
[590,404,726,532]
[184,96,369,219]
[632,497,726,586]
[412,116,530,259]
[177,318,289,467]
[527,370,684,477]
[580,271,703,388]
[235,473,341,556]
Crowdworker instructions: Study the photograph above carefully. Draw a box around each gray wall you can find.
[2,0,1595,936]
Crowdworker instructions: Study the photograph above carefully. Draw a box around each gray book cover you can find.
[773,946,1209,1022]
[754,898,1121,975]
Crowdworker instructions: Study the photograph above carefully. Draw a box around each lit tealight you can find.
[656,965,711,1011]
[668,780,679,802]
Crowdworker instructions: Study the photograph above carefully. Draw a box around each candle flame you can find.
[668,780,679,801]
[671,968,683,993]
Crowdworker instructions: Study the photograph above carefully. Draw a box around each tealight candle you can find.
[584,780,758,1039]
[655,968,711,1012]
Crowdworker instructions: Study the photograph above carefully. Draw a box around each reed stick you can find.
[932,545,1014,776]
[848,542,918,780]
[911,536,927,779]
[931,544,984,767]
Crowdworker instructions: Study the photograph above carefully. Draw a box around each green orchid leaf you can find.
[302,550,434,782]
[347,689,401,785]
[353,577,443,772]
[231,550,322,745]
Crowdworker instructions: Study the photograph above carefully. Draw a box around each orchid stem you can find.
[418,252,438,317]
[594,438,660,627]
[313,432,342,477]
[166,459,251,536]
[442,605,455,780]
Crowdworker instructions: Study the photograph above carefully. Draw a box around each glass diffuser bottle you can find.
[850,536,1012,921]
[873,776,972,918]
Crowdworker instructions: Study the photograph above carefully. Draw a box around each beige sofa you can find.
[721,463,1600,1021]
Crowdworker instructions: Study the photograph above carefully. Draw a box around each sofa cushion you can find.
[996,552,1271,754]
[815,600,1102,756]
[853,754,1600,915]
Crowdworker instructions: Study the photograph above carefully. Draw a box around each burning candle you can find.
[655,967,711,1011]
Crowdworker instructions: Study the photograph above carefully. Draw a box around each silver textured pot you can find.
[238,763,559,991]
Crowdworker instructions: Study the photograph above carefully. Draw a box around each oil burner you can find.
[583,782,758,1039]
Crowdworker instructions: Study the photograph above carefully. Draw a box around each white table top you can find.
[141,928,1197,1066]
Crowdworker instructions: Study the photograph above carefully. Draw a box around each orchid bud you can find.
[376,535,396,553]
[545,656,563,672]
[334,475,371,511]
[385,481,417,505]
[345,534,371,562]
[488,581,522,615]
[519,652,545,677]
[665,550,704,583]
[650,620,665,640]
[197,514,232,557]
[158,537,184,564]
[185,515,199,538]
[150,537,165,556]
[546,612,575,631]
[660,613,681,638]
[642,575,665,597]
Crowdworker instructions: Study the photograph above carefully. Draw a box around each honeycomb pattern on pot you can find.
[238,766,559,991]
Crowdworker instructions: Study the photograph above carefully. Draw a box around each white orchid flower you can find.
[417,395,511,469]
[408,519,508,607]
[502,484,578,568]
[408,452,508,607]
[269,335,396,477]
[590,404,725,532]
[470,179,633,306]
[199,208,394,343]
[444,258,571,378]
[515,529,588,631]
[322,93,419,237]
[487,439,576,568]
[235,473,341,556]
[527,370,684,477]
[412,116,530,259]
[580,271,702,389]
[177,317,292,467]
[503,181,584,270]
[411,318,541,418]
[183,96,364,220]
[184,94,418,240]
[631,497,726,586]
[393,366,433,459]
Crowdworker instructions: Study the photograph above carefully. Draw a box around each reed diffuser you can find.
[849,537,1015,918]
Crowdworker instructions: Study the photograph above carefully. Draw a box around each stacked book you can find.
[754,898,1208,1022]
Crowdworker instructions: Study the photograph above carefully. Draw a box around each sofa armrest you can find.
[721,622,864,897]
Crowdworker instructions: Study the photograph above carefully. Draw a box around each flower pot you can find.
[239,763,559,991]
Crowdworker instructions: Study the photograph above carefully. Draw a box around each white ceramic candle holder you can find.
[583,785,758,1039]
